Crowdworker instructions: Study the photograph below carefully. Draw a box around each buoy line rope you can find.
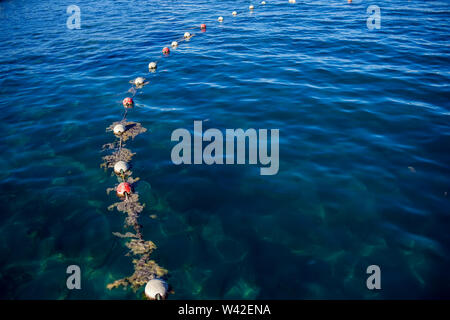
[102,1,292,299]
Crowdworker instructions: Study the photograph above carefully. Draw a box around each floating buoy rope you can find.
[101,0,294,299]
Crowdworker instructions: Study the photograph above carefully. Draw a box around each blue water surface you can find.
[0,0,449,299]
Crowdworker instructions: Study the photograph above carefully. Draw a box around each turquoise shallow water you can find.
[0,0,449,299]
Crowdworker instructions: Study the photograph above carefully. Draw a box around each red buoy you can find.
[122,97,134,109]
[200,24,206,31]
[117,182,132,197]
[162,47,170,55]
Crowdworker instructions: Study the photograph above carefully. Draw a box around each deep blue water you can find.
[0,0,449,299]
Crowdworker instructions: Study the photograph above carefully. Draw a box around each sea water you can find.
[0,0,449,299]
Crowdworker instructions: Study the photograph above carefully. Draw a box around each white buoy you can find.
[145,279,168,300]
[232,11,237,16]
[249,5,254,10]
[171,41,178,48]
[133,77,145,86]
[261,1,266,4]
[289,0,296,3]
[148,62,157,71]
[113,124,125,135]
[184,32,191,39]
[218,16,223,22]
[114,161,129,175]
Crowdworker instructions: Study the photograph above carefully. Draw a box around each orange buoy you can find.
[162,47,170,55]
[122,97,134,109]
[200,23,206,30]
[117,182,132,198]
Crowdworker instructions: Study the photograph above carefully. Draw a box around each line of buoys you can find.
[104,91,169,295]
[103,26,173,294]
[103,0,302,299]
